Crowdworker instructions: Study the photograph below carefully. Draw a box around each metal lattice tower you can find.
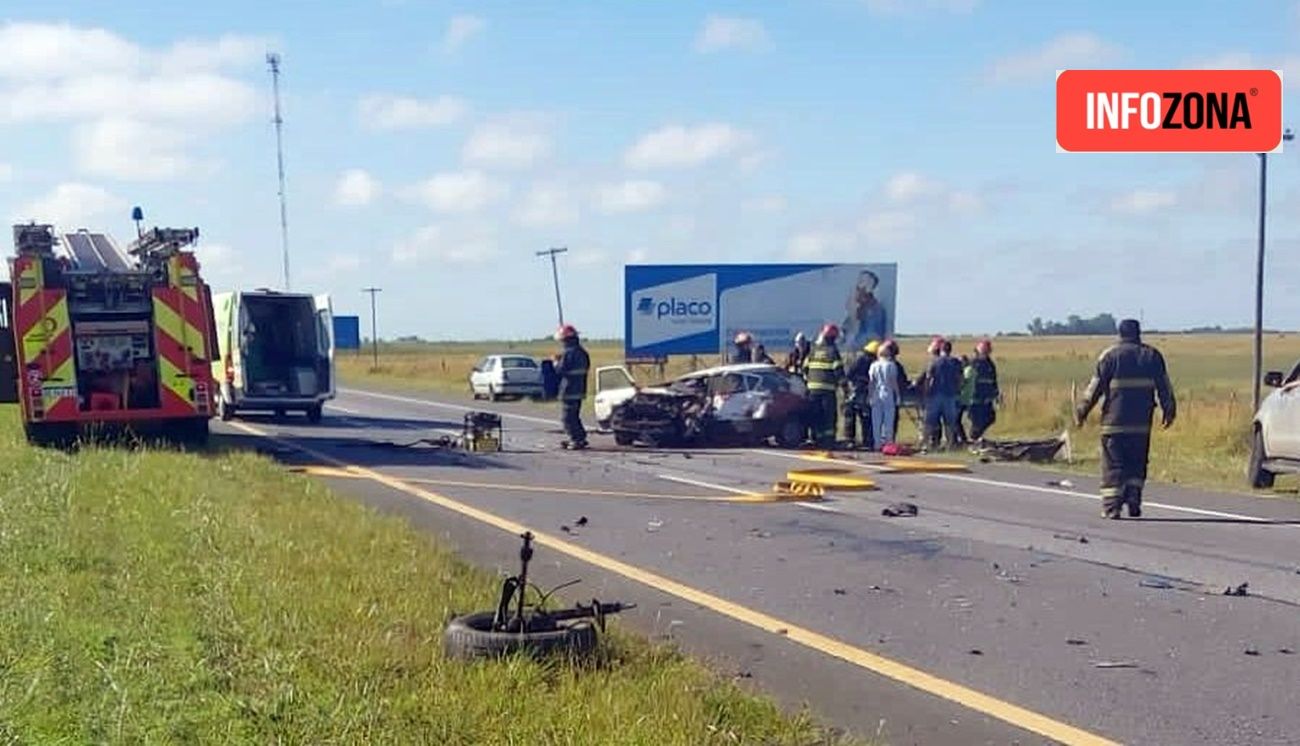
[267,52,291,291]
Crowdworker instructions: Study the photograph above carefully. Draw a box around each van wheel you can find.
[1248,429,1275,489]
[306,404,323,424]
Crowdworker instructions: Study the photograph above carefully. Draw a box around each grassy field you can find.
[0,408,853,745]
[339,333,1300,492]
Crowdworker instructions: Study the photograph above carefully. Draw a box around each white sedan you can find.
[469,354,543,401]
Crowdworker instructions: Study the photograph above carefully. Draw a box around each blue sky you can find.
[3,0,1300,339]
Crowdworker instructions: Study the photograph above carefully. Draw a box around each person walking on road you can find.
[803,324,846,448]
[554,324,591,450]
[966,339,1001,441]
[869,342,901,448]
[1075,319,1176,519]
[843,340,877,449]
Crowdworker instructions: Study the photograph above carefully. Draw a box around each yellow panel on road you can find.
[785,468,877,490]
[882,459,971,473]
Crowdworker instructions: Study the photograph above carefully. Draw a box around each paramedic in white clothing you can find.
[868,342,901,448]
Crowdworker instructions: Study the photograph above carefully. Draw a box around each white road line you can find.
[749,448,1287,524]
[341,387,555,425]
[657,473,757,496]
[798,502,844,514]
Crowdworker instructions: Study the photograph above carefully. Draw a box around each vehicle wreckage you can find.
[593,363,809,448]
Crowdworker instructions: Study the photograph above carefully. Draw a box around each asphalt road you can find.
[217,387,1300,746]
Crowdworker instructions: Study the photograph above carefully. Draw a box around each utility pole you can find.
[1253,128,1295,412]
[267,52,291,291]
[363,287,382,369]
[535,247,568,327]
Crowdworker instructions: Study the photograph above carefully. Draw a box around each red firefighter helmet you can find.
[976,338,993,355]
[820,323,840,340]
[556,324,578,341]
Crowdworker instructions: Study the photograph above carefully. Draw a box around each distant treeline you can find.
[1027,314,1118,336]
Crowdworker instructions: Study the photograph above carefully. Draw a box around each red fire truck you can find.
[0,223,217,446]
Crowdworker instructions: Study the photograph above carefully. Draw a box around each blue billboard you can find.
[625,263,897,358]
[333,315,361,350]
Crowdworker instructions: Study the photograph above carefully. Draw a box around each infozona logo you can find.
[1056,69,1283,153]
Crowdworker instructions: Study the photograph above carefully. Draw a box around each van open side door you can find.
[593,365,637,429]
[313,294,335,399]
[0,283,16,403]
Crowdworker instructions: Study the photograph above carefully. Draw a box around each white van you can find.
[210,290,335,422]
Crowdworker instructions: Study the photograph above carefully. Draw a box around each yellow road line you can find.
[232,421,1118,746]
[396,476,773,503]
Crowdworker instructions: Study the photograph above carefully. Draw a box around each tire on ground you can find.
[1249,429,1275,489]
[442,611,598,661]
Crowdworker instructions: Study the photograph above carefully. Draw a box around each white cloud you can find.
[13,183,125,229]
[1184,52,1300,91]
[160,34,271,72]
[195,242,243,278]
[744,195,786,213]
[625,122,757,169]
[334,169,382,207]
[73,117,195,181]
[695,15,769,53]
[442,14,486,54]
[858,209,917,245]
[392,224,498,265]
[401,170,508,213]
[326,253,363,272]
[884,171,940,203]
[1110,189,1178,215]
[787,230,856,260]
[0,163,13,182]
[514,183,579,227]
[864,0,979,15]
[0,22,142,80]
[358,94,467,130]
[462,119,551,168]
[985,32,1124,85]
[594,180,667,213]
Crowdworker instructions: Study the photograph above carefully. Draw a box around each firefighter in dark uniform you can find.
[966,339,1001,441]
[785,332,810,375]
[731,332,755,364]
[842,340,878,449]
[1075,319,1176,518]
[554,324,591,450]
[803,324,846,448]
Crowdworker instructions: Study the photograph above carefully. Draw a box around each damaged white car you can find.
[593,363,809,448]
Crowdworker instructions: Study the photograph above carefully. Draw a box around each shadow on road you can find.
[210,431,522,471]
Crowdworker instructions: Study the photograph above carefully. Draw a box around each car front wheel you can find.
[1248,428,1276,489]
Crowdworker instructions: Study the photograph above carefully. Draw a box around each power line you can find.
[363,287,382,369]
[535,246,568,327]
[267,52,291,291]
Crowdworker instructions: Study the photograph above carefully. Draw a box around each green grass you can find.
[340,333,1300,493]
[0,407,855,745]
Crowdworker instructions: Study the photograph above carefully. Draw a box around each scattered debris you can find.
[996,571,1023,584]
[1245,648,1261,656]
[646,519,664,533]
[776,628,789,636]
[1053,532,1089,544]
[733,670,753,679]
[1224,582,1250,597]
[968,649,984,656]
[1094,660,1138,669]
[748,529,773,539]
[1046,479,1075,488]
[1066,638,1088,646]
[1280,648,1295,655]
[1139,577,1174,590]
[575,516,589,527]
[560,525,572,534]
[833,588,848,595]
[882,502,919,518]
